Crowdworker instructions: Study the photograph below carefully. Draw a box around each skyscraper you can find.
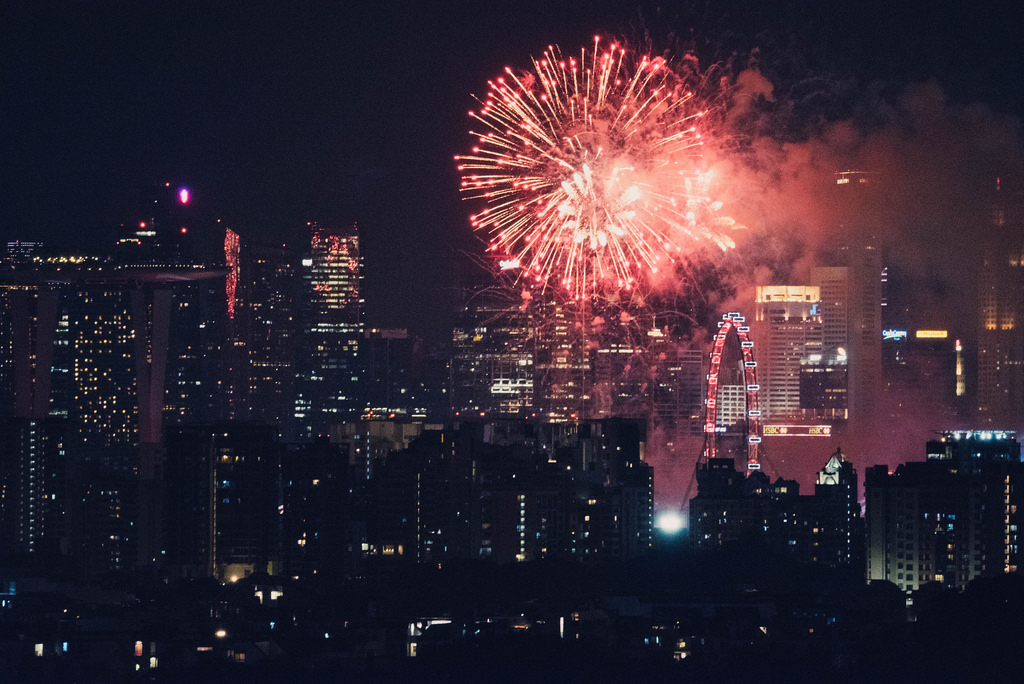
[977,216,1024,423]
[295,222,363,439]
[753,285,823,420]
[812,248,882,428]
[532,298,594,421]
[451,293,533,419]
[0,247,222,573]
[224,230,299,435]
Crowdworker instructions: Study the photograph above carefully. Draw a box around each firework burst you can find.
[457,37,738,301]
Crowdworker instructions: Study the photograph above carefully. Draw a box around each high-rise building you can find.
[881,329,964,428]
[0,249,222,573]
[0,417,68,561]
[865,430,1024,592]
[532,299,594,421]
[366,419,653,563]
[280,439,353,580]
[977,222,1024,423]
[163,274,229,425]
[223,231,298,434]
[163,423,282,580]
[295,222,363,439]
[451,294,533,419]
[647,337,705,439]
[812,248,882,428]
[753,285,823,420]
[361,328,430,420]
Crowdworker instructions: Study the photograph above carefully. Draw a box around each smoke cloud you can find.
[647,59,1024,498]
[716,69,1023,335]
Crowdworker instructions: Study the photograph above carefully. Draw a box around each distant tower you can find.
[978,178,1024,422]
[295,222,364,439]
[116,182,194,264]
[223,230,299,436]
[451,293,534,419]
[753,285,823,419]
[821,172,884,430]
[532,298,594,422]
[646,334,705,441]
[812,248,882,428]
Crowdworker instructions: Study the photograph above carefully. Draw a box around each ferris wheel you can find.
[702,312,761,470]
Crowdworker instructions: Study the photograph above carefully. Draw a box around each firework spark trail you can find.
[457,37,739,301]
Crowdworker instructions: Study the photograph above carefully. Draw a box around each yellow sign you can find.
[915,330,948,339]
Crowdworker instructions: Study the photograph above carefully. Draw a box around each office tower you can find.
[977,179,1024,422]
[223,230,298,434]
[812,248,882,427]
[815,171,885,430]
[362,328,429,420]
[865,430,1024,592]
[647,338,705,438]
[294,222,363,439]
[753,285,823,420]
[531,298,594,421]
[715,383,748,429]
[799,350,848,420]
[163,273,229,425]
[451,293,533,419]
[882,329,963,426]
[592,335,644,421]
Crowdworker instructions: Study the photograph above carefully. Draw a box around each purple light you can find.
[179,188,190,204]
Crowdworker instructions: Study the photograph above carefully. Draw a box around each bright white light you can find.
[655,510,685,535]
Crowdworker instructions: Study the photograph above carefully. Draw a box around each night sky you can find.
[2,1,1022,341]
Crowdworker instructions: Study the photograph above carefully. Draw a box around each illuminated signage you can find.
[915,330,948,339]
[882,329,907,341]
[762,425,832,437]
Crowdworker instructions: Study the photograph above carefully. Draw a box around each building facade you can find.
[865,430,1024,592]
[753,285,823,420]
[295,222,364,439]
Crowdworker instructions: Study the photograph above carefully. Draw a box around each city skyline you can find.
[2,1,1022,342]
[3,4,1024,679]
